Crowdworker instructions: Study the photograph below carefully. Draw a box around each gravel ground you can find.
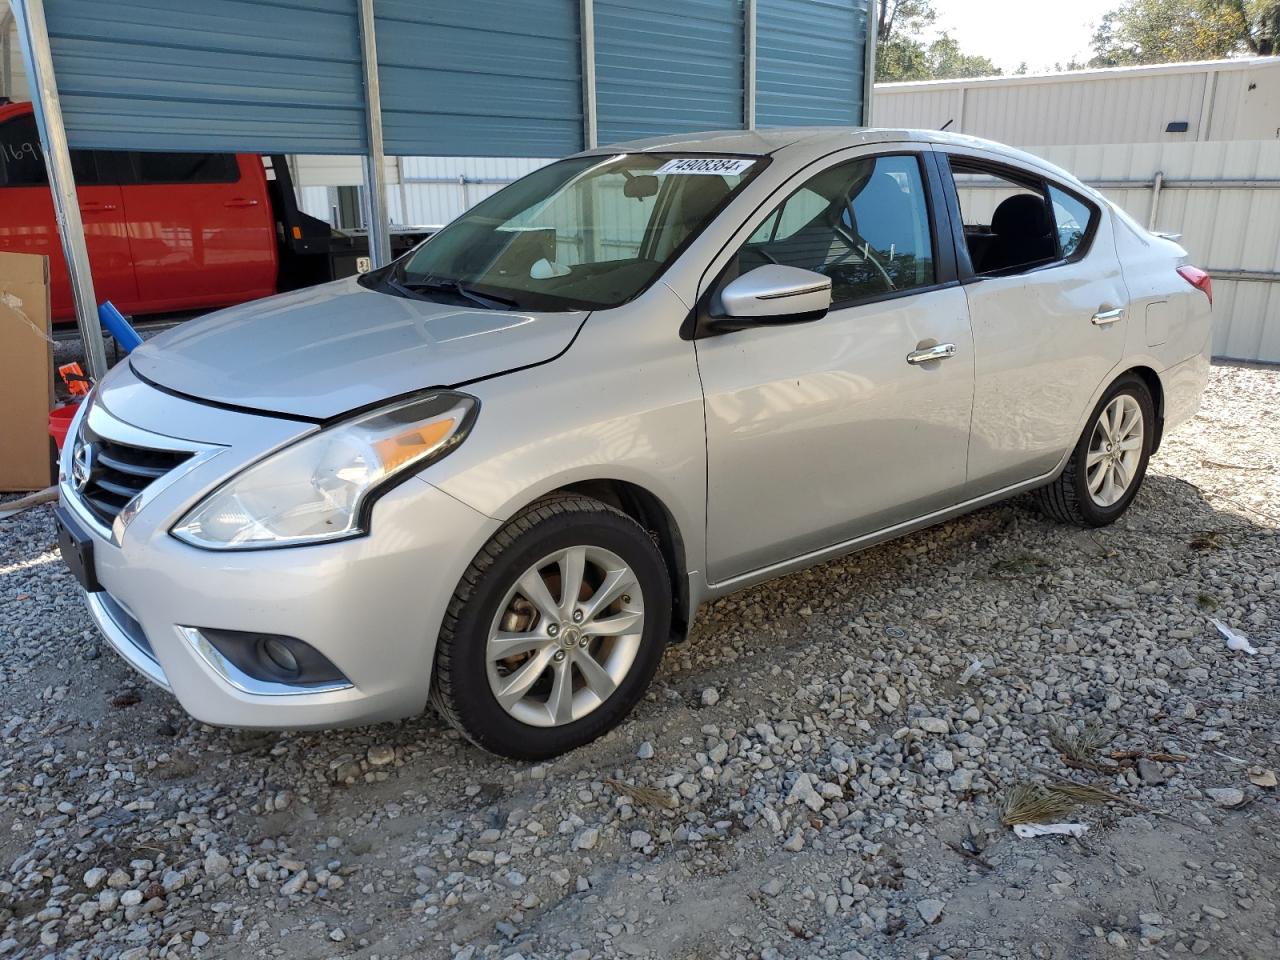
[2,362,1277,960]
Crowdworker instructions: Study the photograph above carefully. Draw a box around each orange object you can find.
[49,402,80,451]
[58,362,91,396]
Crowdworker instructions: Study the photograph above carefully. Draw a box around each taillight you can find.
[1177,265,1212,306]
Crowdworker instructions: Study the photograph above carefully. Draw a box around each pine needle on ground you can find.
[605,777,677,810]
[1047,720,1116,764]
[1000,780,1112,827]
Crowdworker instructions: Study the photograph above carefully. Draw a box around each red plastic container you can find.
[49,403,80,452]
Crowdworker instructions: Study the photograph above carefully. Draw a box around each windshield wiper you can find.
[398,277,520,311]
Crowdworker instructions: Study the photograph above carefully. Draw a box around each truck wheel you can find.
[1034,374,1154,527]
[430,495,670,760]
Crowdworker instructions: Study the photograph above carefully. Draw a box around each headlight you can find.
[171,392,477,550]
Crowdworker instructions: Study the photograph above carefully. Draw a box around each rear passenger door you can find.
[120,151,276,311]
[937,150,1129,496]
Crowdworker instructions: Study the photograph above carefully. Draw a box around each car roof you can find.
[585,126,1092,194]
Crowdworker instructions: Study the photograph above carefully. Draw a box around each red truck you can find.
[0,99,429,322]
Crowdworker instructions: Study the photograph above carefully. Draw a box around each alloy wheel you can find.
[485,546,644,727]
[1086,393,1144,507]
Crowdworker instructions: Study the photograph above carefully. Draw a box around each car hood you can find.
[129,278,588,420]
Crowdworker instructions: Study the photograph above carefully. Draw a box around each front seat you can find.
[980,193,1056,273]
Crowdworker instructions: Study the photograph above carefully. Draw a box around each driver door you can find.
[696,150,976,583]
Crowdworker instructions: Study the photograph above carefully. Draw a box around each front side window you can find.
[389,153,764,310]
[734,153,936,304]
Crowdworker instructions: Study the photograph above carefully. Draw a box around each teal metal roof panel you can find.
[34,0,868,157]
[594,0,745,146]
[756,0,867,127]
[375,0,582,157]
[43,0,367,154]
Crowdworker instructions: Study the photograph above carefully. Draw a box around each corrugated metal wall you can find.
[594,0,745,144]
[873,59,1280,145]
[375,0,582,157]
[29,0,872,156]
[756,0,867,127]
[41,0,368,154]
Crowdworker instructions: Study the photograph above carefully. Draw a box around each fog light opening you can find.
[182,626,351,693]
[261,636,300,677]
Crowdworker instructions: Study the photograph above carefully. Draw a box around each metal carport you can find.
[5,0,876,379]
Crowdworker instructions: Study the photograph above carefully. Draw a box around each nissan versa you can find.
[55,128,1212,759]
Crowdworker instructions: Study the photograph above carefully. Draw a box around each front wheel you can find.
[431,495,670,760]
[1034,374,1155,527]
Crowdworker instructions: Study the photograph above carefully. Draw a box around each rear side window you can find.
[1049,184,1096,259]
[948,159,1056,276]
[132,152,239,184]
[736,153,936,304]
[0,114,102,187]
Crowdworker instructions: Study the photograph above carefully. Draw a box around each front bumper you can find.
[64,368,500,729]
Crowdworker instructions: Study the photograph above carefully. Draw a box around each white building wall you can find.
[294,155,549,230]
[872,58,1280,145]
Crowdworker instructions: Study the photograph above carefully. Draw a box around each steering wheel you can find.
[833,220,895,292]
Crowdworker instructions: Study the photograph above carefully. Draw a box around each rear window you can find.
[132,152,239,184]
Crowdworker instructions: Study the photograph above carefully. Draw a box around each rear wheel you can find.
[1034,374,1154,527]
[431,495,670,760]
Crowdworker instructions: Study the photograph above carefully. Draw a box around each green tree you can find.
[875,0,1002,80]
[1090,0,1279,66]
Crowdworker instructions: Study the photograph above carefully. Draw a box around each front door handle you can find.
[1092,307,1124,325]
[907,342,957,365]
[79,202,118,212]
[223,197,260,208]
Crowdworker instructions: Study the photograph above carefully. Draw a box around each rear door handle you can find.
[1092,307,1124,325]
[79,202,117,212]
[223,197,260,208]
[906,342,957,365]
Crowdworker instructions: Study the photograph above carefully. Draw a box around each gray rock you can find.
[1205,787,1245,808]
[916,898,945,924]
[280,870,308,896]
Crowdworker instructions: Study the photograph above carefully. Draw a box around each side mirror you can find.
[719,265,832,323]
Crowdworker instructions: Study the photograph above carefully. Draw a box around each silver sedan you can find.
[56,128,1213,758]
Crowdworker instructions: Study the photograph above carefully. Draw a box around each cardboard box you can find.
[0,251,56,492]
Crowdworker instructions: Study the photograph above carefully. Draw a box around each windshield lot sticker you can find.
[656,158,756,176]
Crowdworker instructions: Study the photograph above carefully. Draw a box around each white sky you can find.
[928,0,1119,73]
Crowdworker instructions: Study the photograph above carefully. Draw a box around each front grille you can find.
[73,422,192,527]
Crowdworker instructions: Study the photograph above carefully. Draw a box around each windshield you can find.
[380,153,765,311]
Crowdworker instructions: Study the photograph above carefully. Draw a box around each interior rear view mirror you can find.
[623,175,659,200]
[719,265,832,322]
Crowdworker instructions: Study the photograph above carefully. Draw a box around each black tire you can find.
[1034,374,1155,527]
[430,494,671,760]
